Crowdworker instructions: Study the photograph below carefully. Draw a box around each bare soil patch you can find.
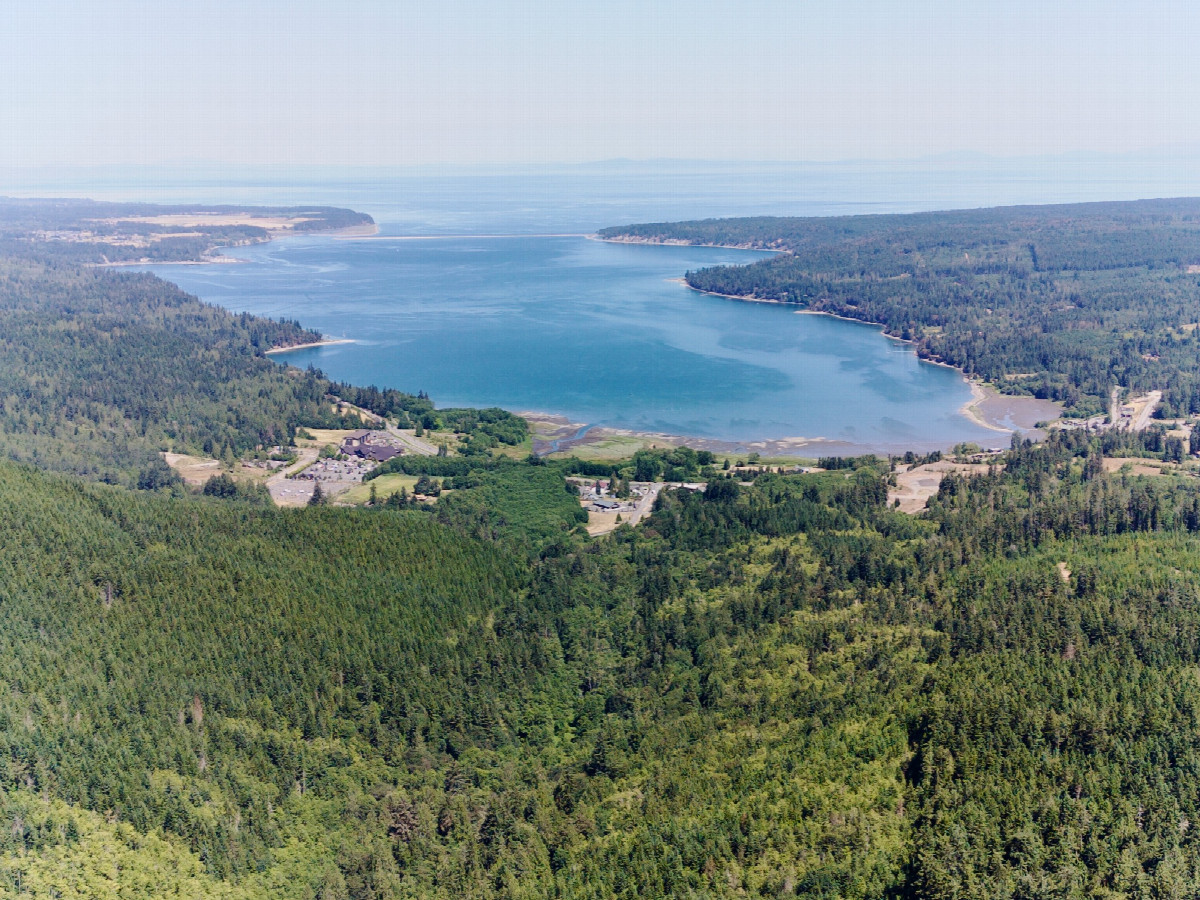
[162,452,221,487]
[889,460,997,514]
[1102,457,1171,477]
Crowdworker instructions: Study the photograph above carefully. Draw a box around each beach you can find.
[524,386,1057,460]
[265,338,356,354]
[960,381,1061,436]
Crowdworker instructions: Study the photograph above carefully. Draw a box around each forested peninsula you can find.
[7,197,1200,897]
[1,197,375,264]
[0,199,525,488]
[600,199,1200,420]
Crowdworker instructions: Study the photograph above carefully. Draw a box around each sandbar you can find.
[265,339,356,355]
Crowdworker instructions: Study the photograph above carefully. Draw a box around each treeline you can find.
[365,454,587,545]
[368,446,718,493]
[603,199,1200,418]
[0,205,523,487]
[330,382,527,451]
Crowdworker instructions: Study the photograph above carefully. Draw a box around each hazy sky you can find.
[3,0,1199,168]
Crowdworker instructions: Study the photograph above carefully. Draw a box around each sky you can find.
[3,0,1200,169]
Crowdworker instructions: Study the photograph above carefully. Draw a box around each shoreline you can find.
[680,275,1065,433]
[521,401,1038,460]
[167,224,1057,457]
[961,382,1011,434]
[591,234,787,254]
[339,232,587,241]
[96,221,379,268]
[265,338,356,355]
[97,253,247,267]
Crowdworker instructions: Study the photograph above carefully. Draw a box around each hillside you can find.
[6,199,1200,897]
[6,429,1200,896]
[0,200,525,487]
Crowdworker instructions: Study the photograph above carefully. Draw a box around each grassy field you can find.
[296,428,359,448]
[1101,457,1181,477]
[548,435,818,467]
[340,473,421,505]
[491,435,535,458]
[162,452,223,486]
[719,454,819,468]
[547,434,659,460]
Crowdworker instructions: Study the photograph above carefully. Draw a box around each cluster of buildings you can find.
[339,430,403,463]
[291,430,406,486]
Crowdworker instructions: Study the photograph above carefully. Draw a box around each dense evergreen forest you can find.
[10,429,1200,897]
[600,199,1200,418]
[10,198,1200,896]
[0,201,526,487]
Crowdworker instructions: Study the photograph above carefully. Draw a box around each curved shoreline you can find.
[207,227,1053,456]
[344,232,587,241]
[520,392,1040,460]
[677,276,1063,435]
[961,382,1009,433]
[591,234,787,253]
[109,221,376,350]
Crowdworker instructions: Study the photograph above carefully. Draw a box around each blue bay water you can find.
[141,232,1001,452]
[90,159,1177,452]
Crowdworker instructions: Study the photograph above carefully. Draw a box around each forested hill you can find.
[0,248,364,486]
[600,198,1200,419]
[14,194,1200,898]
[10,429,1200,896]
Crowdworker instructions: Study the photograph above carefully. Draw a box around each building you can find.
[339,430,402,462]
[355,444,401,463]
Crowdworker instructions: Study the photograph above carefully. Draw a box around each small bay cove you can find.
[139,232,1054,456]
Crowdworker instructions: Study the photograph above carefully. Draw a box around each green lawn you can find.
[340,473,420,504]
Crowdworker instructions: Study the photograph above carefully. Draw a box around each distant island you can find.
[0,196,376,265]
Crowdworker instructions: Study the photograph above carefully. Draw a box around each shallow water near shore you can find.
[142,232,1006,453]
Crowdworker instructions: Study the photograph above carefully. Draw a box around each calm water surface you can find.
[108,160,1176,451]
[143,233,1000,451]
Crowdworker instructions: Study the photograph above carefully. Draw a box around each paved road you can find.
[625,483,665,526]
[384,424,439,456]
[1111,388,1162,432]
[266,447,320,505]
[1132,391,1162,432]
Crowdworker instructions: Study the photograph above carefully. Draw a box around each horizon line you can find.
[6,147,1200,175]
